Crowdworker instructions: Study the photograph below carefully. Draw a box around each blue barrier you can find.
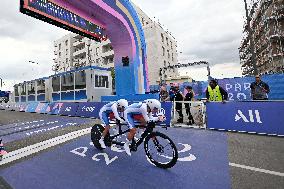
[75,102,104,118]
[19,103,29,112]
[207,101,284,136]
[25,102,39,113]
[48,103,64,115]
[39,103,50,114]
[59,103,80,117]
[35,103,48,113]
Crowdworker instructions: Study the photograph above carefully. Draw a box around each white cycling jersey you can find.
[124,102,159,124]
[99,102,124,123]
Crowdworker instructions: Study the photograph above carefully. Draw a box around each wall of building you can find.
[239,0,284,76]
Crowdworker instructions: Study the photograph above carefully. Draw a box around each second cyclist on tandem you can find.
[98,99,166,156]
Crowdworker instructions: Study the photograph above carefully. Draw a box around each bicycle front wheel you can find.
[144,132,178,169]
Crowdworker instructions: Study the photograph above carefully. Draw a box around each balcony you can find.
[73,40,85,48]
[101,50,114,58]
[73,49,87,58]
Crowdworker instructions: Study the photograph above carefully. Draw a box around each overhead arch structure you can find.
[20,0,149,96]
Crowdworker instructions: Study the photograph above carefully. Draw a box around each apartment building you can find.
[239,0,284,75]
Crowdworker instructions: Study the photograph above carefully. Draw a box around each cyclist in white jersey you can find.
[123,99,165,156]
[99,99,128,149]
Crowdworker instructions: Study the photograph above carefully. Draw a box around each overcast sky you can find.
[0,0,247,91]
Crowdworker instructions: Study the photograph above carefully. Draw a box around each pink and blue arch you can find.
[20,0,151,98]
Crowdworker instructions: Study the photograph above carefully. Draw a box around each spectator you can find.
[173,83,184,123]
[250,75,270,100]
[184,86,195,125]
[168,83,175,101]
[206,80,228,102]
[159,84,169,101]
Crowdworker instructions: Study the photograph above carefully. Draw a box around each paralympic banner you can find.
[217,77,254,101]
[159,102,173,126]
[25,102,40,113]
[19,103,29,112]
[35,103,45,113]
[46,102,64,115]
[207,101,284,136]
[59,103,80,117]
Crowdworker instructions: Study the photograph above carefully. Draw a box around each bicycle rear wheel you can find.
[91,124,111,150]
[144,132,178,169]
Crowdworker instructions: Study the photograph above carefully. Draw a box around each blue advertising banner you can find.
[19,103,29,112]
[75,102,105,118]
[39,103,50,114]
[218,77,254,101]
[207,101,284,136]
[25,102,39,113]
[59,103,80,117]
[154,102,173,126]
[48,103,64,115]
[35,103,48,113]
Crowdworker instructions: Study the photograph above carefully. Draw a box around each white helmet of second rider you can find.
[117,99,128,108]
[145,99,161,111]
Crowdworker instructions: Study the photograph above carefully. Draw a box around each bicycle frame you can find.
[108,122,156,149]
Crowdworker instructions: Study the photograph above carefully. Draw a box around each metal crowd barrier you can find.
[172,101,206,129]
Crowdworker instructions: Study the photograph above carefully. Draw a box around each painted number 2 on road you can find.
[70,142,197,166]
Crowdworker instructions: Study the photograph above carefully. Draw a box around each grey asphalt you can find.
[0,110,283,189]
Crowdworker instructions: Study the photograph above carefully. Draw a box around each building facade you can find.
[53,3,179,85]
[239,0,284,76]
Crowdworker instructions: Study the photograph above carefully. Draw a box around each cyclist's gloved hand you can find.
[158,115,166,122]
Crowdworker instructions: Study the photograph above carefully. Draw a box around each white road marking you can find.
[0,128,91,166]
[229,163,284,177]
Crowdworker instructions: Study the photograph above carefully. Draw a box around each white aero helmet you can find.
[117,99,128,108]
[145,99,161,111]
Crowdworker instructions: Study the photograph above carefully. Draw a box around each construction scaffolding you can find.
[239,0,284,76]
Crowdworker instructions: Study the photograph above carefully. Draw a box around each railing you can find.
[172,101,206,129]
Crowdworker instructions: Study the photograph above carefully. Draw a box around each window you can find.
[20,84,26,95]
[66,49,68,55]
[27,82,35,95]
[164,61,167,67]
[172,53,174,61]
[65,40,68,46]
[166,37,169,46]
[37,80,45,94]
[61,73,74,91]
[170,41,173,49]
[162,46,165,56]
[95,75,109,88]
[14,85,19,96]
[168,50,170,59]
[96,59,100,65]
[59,43,61,50]
[75,71,86,89]
[52,76,60,92]
[59,52,61,58]
[161,34,164,43]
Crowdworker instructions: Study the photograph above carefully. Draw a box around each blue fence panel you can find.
[25,102,39,113]
[59,103,79,117]
[207,101,284,136]
[75,102,105,118]
[48,103,64,115]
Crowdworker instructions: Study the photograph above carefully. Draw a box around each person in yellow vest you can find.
[206,80,228,102]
